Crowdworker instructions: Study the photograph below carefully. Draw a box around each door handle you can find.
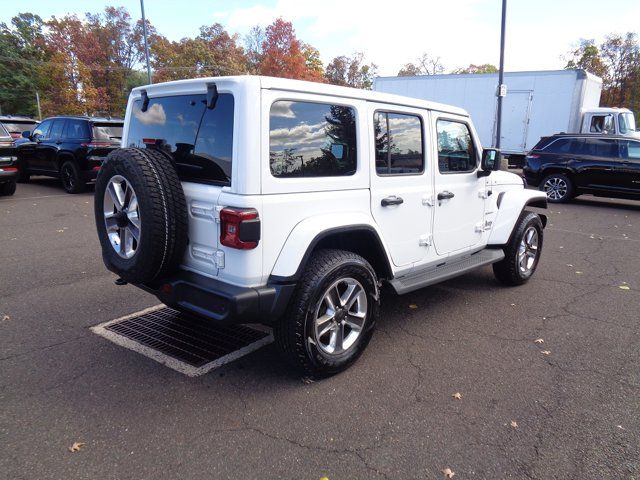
[381,195,404,207]
[437,191,455,200]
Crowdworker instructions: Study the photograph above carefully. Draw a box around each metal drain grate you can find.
[92,305,273,376]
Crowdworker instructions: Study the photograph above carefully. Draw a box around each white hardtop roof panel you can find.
[130,75,468,117]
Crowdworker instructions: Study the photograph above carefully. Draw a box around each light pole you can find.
[140,0,152,84]
[495,0,507,149]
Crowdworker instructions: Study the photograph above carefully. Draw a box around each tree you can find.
[564,39,607,79]
[244,25,264,74]
[452,64,498,74]
[301,42,324,78]
[259,18,323,81]
[398,53,444,76]
[325,52,377,89]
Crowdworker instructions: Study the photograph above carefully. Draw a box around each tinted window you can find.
[375,112,424,175]
[544,138,576,154]
[582,138,618,158]
[436,120,477,173]
[49,120,65,140]
[92,123,123,142]
[2,121,37,134]
[270,101,356,177]
[621,140,640,160]
[32,120,52,140]
[65,119,90,139]
[127,93,234,185]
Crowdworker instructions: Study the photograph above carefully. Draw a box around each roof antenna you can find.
[141,90,149,112]
[206,83,218,110]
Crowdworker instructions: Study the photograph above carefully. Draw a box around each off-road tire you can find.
[540,173,573,203]
[493,211,544,286]
[274,249,380,377]
[0,180,16,196]
[60,160,86,194]
[94,147,188,284]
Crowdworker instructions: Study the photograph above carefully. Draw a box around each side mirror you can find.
[22,131,31,139]
[478,148,501,177]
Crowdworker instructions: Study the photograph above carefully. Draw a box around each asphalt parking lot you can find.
[1,178,639,480]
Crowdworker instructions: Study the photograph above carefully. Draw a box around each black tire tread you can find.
[493,211,543,286]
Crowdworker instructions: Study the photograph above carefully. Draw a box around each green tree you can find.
[452,64,498,74]
[325,52,377,89]
[398,53,444,76]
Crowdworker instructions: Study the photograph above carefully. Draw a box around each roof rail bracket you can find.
[206,83,219,110]
[141,90,149,112]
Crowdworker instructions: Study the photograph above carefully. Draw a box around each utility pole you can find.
[495,0,507,149]
[140,0,152,84]
[36,92,42,120]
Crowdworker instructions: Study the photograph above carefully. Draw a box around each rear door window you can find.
[127,93,234,185]
[65,119,90,140]
[582,138,618,158]
[374,112,424,175]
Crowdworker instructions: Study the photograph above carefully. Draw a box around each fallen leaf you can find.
[2,315,9,322]
[566,264,573,267]
[442,467,455,478]
[510,420,518,428]
[534,338,544,344]
[452,392,462,400]
[541,350,551,356]
[510,303,516,307]
[409,304,418,309]
[56,229,64,233]
[559,246,564,249]
[320,477,330,480]
[575,271,583,275]
[617,425,625,430]
[68,442,85,453]
[619,285,630,290]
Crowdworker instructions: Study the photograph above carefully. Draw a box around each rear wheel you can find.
[0,180,16,196]
[60,160,86,194]
[274,249,379,377]
[493,212,544,286]
[540,173,573,203]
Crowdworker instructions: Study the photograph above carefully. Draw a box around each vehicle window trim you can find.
[269,98,359,179]
[435,117,479,174]
[373,109,426,177]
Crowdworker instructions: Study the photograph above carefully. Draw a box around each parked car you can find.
[93,76,547,376]
[17,116,123,193]
[0,115,39,141]
[0,122,18,196]
[523,133,640,202]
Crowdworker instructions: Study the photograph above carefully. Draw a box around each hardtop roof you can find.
[131,75,469,117]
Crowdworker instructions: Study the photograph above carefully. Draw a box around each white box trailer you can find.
[374,69,603,160]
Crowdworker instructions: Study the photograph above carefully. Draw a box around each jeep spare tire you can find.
[94,147,188,284]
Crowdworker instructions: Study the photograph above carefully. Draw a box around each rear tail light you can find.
[219,207,260,250]
[0,167,17,172]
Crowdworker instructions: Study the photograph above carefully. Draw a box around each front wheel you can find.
[274,249,380,377]
[493,212,544,286]
[60,160,86,194]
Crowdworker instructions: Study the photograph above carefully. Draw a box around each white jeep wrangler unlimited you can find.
[94,76,547,376]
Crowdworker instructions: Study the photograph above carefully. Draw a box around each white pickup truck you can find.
[94,76,547,376]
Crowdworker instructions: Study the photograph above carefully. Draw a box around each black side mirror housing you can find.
[478,148,501,177]
[22,131,31,139]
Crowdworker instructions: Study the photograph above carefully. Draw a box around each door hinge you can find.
[419,234,432,247]
[478,189,490,199]
[422,194,435,207]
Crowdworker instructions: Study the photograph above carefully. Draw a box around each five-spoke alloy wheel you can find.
[103,175,141,259]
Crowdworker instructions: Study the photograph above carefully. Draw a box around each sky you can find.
[2,0,640,76]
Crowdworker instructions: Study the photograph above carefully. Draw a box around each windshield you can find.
[619,113,637,134]
[92,123,123,142]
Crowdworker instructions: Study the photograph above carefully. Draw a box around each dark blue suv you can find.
[523,133,640,203]
[17,116,123,193]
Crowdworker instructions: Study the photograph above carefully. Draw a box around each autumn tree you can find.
[452,64,498,74]
[564,39,608,79]
[325,52,377,89]
[244,25,264,74]
[398,53,445,76]
[258,18,323,81]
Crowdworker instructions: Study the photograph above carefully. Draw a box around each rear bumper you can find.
[138,270,296,325]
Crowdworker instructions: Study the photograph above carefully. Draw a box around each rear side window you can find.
[374,112,424,175]
[582,138,618,158]
[269,100,357,177]
[65,119,90,140]
[92,123,123,142]
[544,138,575,154]
[127,93,234,185]
[621,140,640,159]
[436,120,477,173]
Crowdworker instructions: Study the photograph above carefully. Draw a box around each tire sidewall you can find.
[302,260,379,374]
[511,214,544,281]
[60,160,81,193]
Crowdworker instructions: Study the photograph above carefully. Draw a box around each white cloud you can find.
[133,103,166,126]
[270,101,296,118]
[270,121,326,147]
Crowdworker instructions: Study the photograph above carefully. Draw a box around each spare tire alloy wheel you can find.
[104,175,140,259]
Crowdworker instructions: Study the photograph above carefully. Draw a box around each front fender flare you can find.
[270,212,392,280]
[488,189,547,246]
